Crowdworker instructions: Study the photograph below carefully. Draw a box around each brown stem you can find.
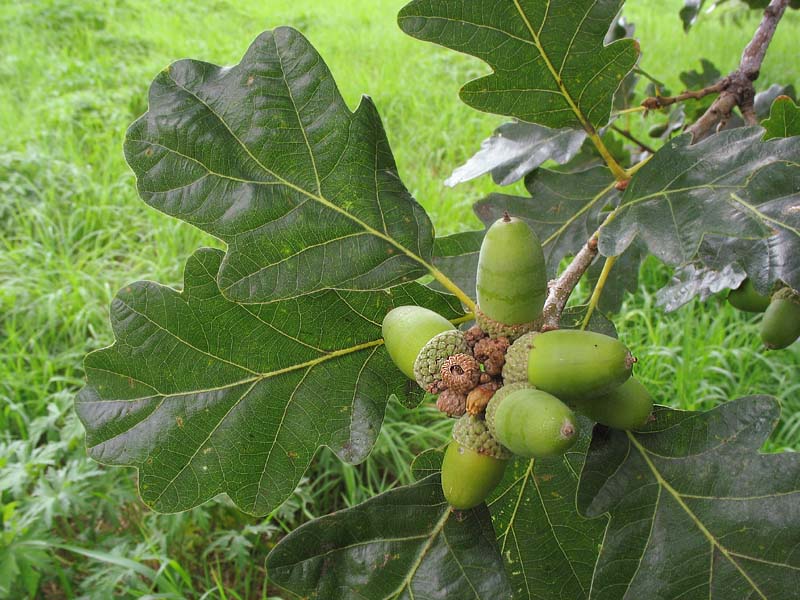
[610,124,656,154]
[539,238,599,331]
[686,0,790,141]
[641,80,726,111]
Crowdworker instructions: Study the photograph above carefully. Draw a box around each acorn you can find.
[575,378,654,430]
[492,388,579,458]
[382,306,455,379]
[761,287,800,350]
[413,331,470,391]
[503,329,635,403]
[727,278,771,313]
[485,382,536,438]
[441,415,511,509]
[475,214,547,340]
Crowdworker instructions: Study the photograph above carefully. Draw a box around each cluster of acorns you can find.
[727,279,800,350]
[382,215,653,510]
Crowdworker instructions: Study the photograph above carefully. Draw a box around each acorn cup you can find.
[475,214,547,340]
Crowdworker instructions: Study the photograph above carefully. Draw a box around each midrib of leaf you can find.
[729,193,800,237]
[386,507,451,600]
[541,179,618,247]
[510,0,627,180]
[627,432,768,599]
[163,74,475,311]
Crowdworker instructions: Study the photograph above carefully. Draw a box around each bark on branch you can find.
[686,0,790,141]
[539,238,599,331]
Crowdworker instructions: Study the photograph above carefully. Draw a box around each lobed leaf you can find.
[579,396,800,600]
[125,28,434,304]
[398,0,639,131]
[76,248,463,515]
[266,474,512,600]
[599,128,800,269]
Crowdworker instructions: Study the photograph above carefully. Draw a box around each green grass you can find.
[1,0,798,597]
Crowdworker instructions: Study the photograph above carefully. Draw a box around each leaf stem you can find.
[587,131,628,181]
[611,105,647,117]
[427,266,476,313]
[581,255,618,330]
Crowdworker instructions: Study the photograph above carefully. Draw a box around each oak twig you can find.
[610,124,656,154]
[686,0,790,141]
[641,80,726,111]
[539,238,599,331]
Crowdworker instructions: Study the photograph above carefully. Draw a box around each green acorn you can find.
[727,278,771,313]
[382,306,455,380]
[412,331,469,391]
[505,329,635,403]
[441,415,511,509]
[492,388,578,458]
[485,382,536,438]
[761,288,800,350]
[501,331,538,384]
[475,214,547,340]
[575,378,654,430]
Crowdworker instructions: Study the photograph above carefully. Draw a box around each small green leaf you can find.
[579,397,800,599]
[762,96,800,141]
[398,0,638,131]
[266,474,512,600]
[125,28,434,304]
[76,249,463,515]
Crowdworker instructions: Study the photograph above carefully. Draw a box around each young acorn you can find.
[382,306,467,391]
[727,278,771,313]
[475,214,547,340]
[487,387,579,458]
[441,414,511,510]
[760,287,800,349]
[574,378,654,430]
[502,329,635,403]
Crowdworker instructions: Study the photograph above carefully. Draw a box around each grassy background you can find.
[1,0,798,597]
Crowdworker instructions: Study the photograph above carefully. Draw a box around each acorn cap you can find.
[476,306,537,341]
[413,330,469,391]
[452,414,512,460]
[485,382,536,439]
[441,353,481,394]
[501,331,539,384]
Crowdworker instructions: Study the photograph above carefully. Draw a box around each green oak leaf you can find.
[75,248,463,515]
[578,396,800,600]
[398,0,639,131]
[655,261,745,313]
[266,474,512,600]
[599,127,800,267]
[125,28,434,304]
[762,95,800,141]
[489,416,607,600]
[473,166,619,278]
